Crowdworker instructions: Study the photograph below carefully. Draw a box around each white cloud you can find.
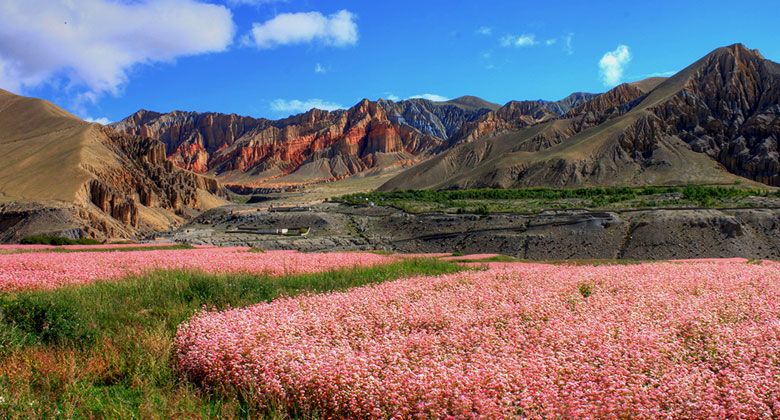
[84,116,112,125]
[408,94,450,102]
[382,93,450,102]
[475,26,492,36]
[314,63,326,73]
[599,44,631,86]
[0,0,235,97]
[501,34,537,47]
[564,33,574,55]
[545,39,557,46]
[270,98,344,114]
[643,71,676,78]
[244,10,358,49]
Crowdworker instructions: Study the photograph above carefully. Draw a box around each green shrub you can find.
[0,294,91,345]
[579,282,594,298]
[20,235,101,245]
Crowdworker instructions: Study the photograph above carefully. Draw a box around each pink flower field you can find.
[0,248,396,292]
[0,243,179,251]
[175,261,780,419]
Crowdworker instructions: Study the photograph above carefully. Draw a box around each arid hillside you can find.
[0,89,228,241]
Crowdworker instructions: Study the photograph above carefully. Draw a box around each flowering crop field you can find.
[0,248,396,292]
[176,261,780,419]
[0,243,179,251]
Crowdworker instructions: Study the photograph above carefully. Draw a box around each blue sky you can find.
[1,0,777,124]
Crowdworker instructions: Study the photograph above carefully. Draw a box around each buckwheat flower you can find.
[176,260,780,418]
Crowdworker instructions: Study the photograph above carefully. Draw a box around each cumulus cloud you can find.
[270,98,344,114]
[314,63,327,73]
[408,94,450,102]
[599,44,631,86]
[244,10,358,49]
[501,34,537,47]
[0,0,235,97]
[545,39,557,46]
[475,26,492,36]
[386,94,401,101]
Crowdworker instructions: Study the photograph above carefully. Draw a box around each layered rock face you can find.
[111,97,495,185]
[86,128,227,231]
[381,44,780,190]
[648,44,780,185]
[449,92,598,145]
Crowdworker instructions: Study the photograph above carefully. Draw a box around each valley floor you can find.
[169,201,780,261]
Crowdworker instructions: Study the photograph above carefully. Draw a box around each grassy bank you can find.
[0,258,465,419]
[338,185,780,213]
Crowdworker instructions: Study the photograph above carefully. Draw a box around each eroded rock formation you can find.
[111,97,496,184]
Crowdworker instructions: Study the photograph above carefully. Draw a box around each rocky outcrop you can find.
[83,128,227,232]
[378,98,493,139]
[647,44,780,185]
[449,93,598,145]
[111,97,496,185]
[449,101,559,145]
[170,203,780,261]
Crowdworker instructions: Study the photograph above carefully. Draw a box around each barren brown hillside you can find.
[0,89,227,241]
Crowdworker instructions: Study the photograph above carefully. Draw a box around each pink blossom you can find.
[0,249,396,292]
[176,261,780,419]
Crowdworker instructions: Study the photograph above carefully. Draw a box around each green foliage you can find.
[338,185,776,212]
[579,282,594,298]
[0,294,92,345]
[20,235,101,245]
[681,185,767,206]
[340,186,681,203]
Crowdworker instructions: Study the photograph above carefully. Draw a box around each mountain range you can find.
[110,43,779,193]
[0,43,778,241]
[382,44,780,190]
[110,96,501,190]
